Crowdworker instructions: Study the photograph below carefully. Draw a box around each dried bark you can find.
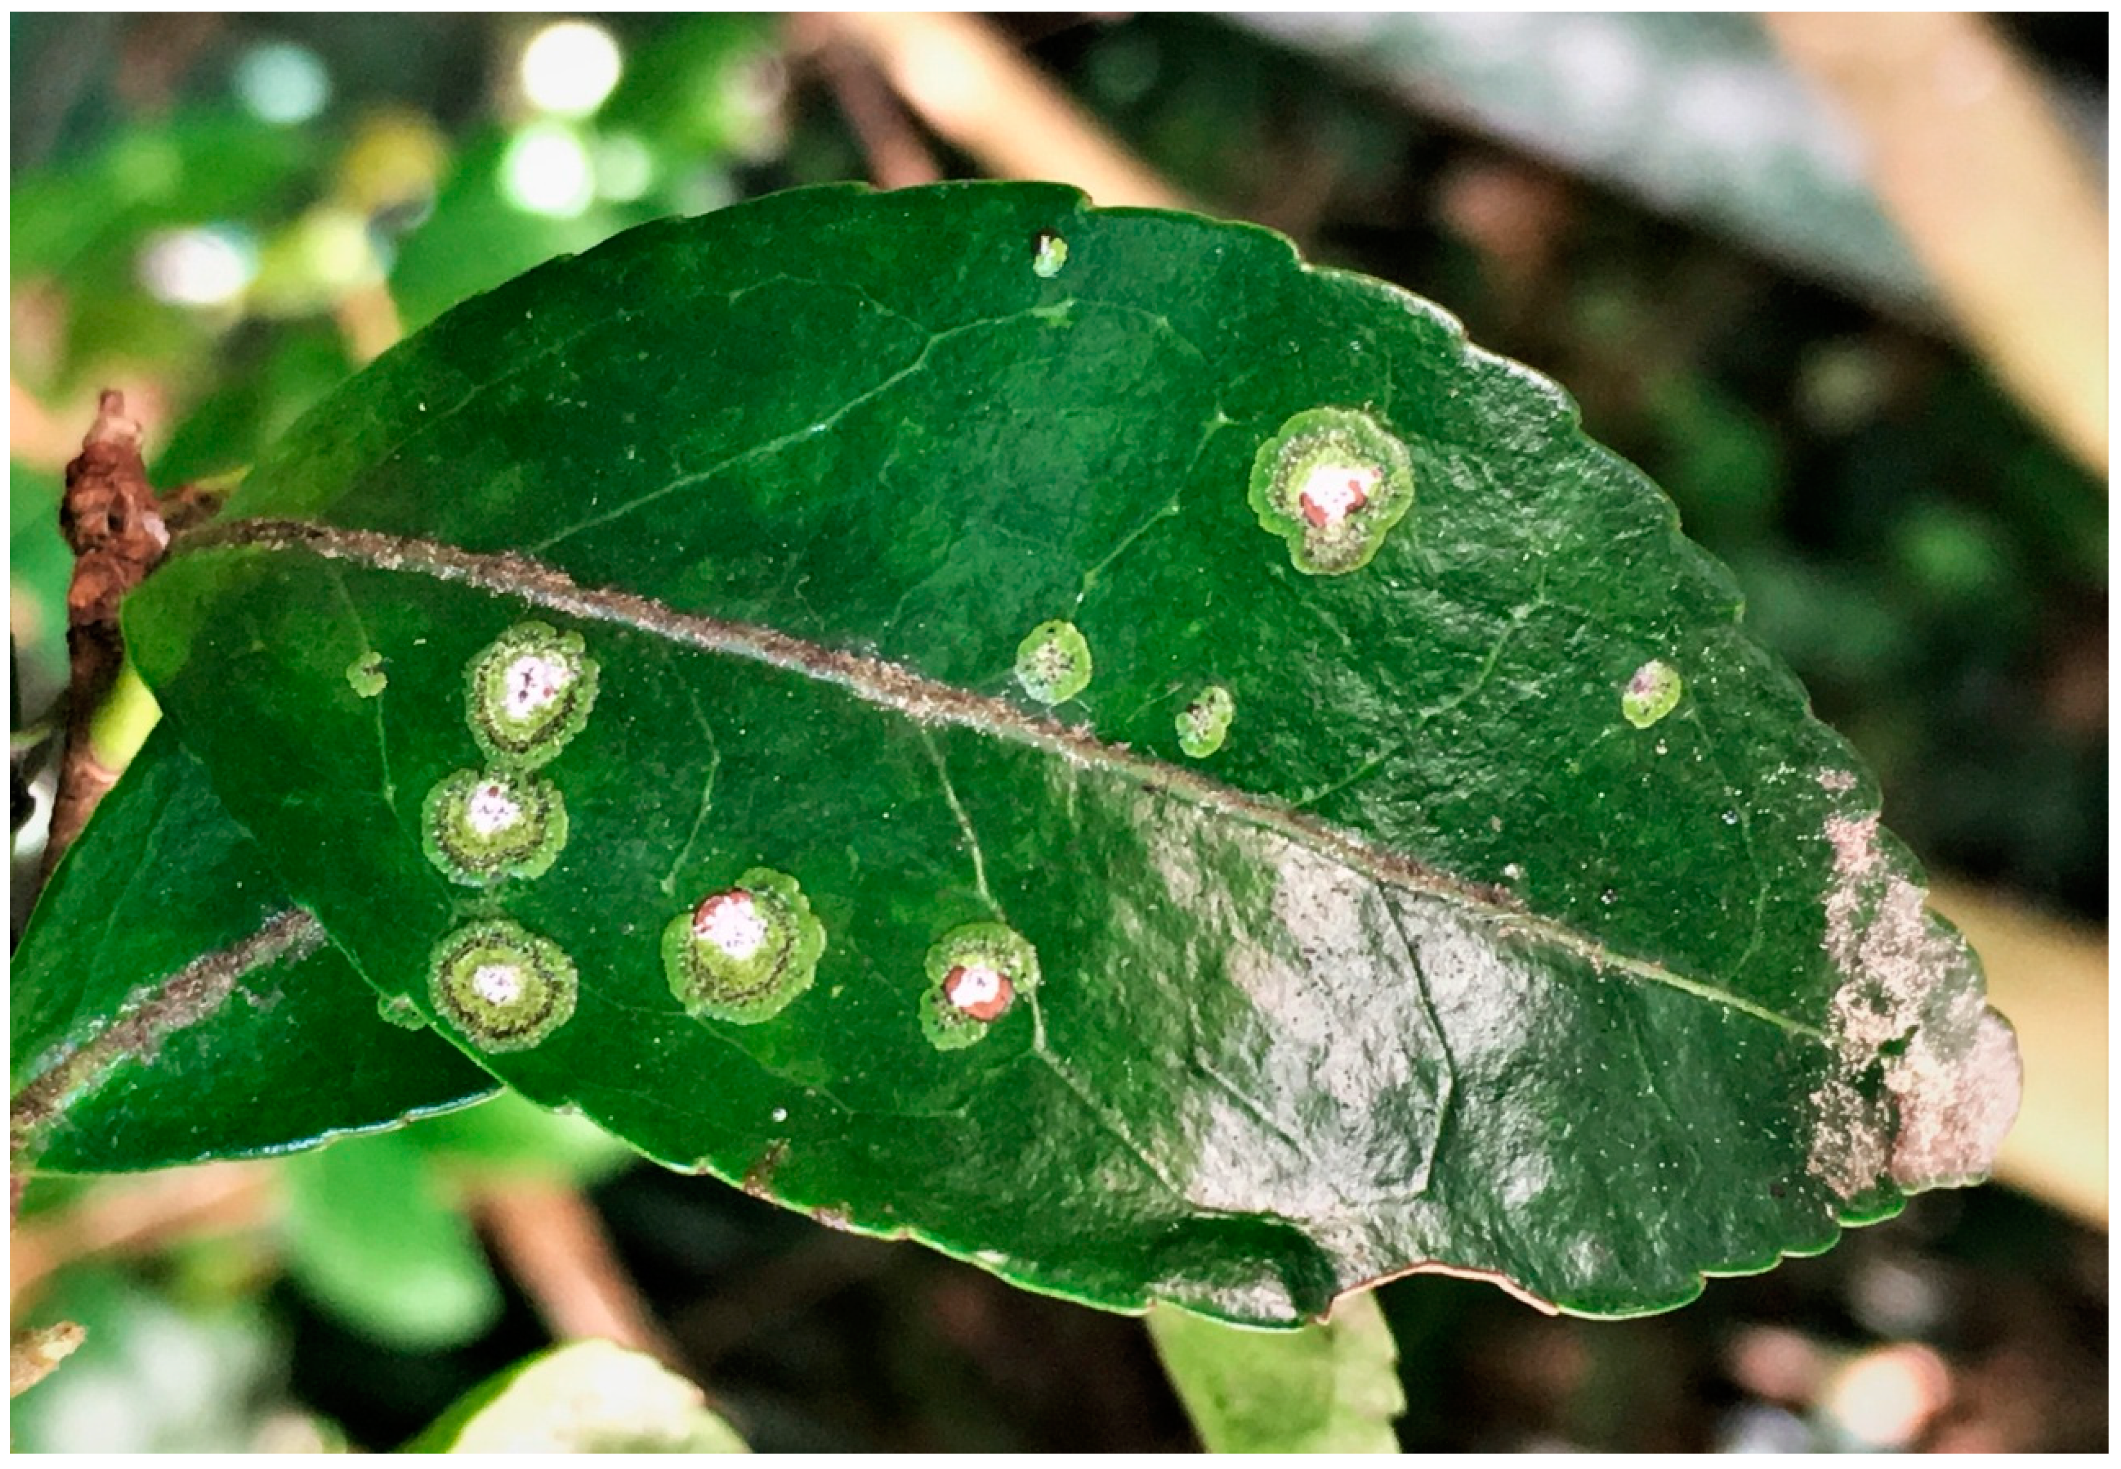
[38,391,219,883]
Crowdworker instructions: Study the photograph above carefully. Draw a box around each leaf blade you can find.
[114,183,2018,1321]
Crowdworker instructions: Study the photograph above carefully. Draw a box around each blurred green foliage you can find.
[9,11,2104,1454]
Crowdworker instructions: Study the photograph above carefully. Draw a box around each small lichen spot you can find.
[1175,684,1236,758]
[1248,406,1416,575]
[421,767,569,886]
[346,651,387,698]
[466,622,600,768]
[920,922,1040,1051]
[1014,620,1092,704]
[663,868,825,1025]
[1622,659,1684,729]
[429,919,577,1053]
[1031,229,1068,278]
[376,993,427,1031]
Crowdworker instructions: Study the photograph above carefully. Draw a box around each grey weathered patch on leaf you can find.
[1143,804,1451,1280]
[1809,793,2022,1198]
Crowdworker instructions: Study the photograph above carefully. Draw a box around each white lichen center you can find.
[465,780,525,836]
[472,962,526,1007]
[1297,462,1378,529]
[694,891,769,960]
[504,653,575,720]
[1032,644,1073,685]
[944,962,1011,1020]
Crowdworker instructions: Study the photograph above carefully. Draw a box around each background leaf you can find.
[1148,1290,1403,1453]
[95,183,2016,1325]
[404,1338,748,1453]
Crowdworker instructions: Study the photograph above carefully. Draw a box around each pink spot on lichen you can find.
[693,890,769,961]
[944,962,1013,1021]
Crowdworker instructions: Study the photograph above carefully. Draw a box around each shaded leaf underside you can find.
[22,183,2016,1324]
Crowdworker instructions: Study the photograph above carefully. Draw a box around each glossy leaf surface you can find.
[34,183,2017,1323]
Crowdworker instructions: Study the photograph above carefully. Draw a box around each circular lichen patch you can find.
[919,921,1040,1051]
[375,993,428,1031]
[1175,684,1236,758]
[346,651,387,698]
[429,919,577,1053]
[662,867,825,1025]
[1621,659,1684,729]
[465,621,600,768]
[1247,406,1416,575]
[1014,620,1092,705]
[421,767,569,886]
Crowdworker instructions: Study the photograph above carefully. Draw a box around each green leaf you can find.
[10,460,71,702]
[11,723,497,1173]
[60,183,2018,1323]
[405,1339,748,1453]
[282,1127,503,1351]
[1149,1291,1404,1453]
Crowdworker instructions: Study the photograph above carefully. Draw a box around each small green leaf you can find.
[282,1129,503,1352]
[406,1339,748,1453]
[1149,1291,1404,1453]
[11,726,496,1173]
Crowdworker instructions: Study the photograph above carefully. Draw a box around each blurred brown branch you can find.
[1767,14,2108,477]
[477,1178,682,1369]
[825,12,1191,210]
[1930,880,2107,1228]
[10,1162,280,1309]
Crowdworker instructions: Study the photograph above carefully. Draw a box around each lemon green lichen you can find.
[376,993,428,1031]
[420,767,569,886]
[662,868,825,1025]
[465,621,599,768]
[1622,659,1684,729]
[1014,620,1092,705]
[919,922,1040,1051]
[346,651,387,698]
[1176,685,1236,759]
[1247,406,1416,575]
[429,919,578,1053]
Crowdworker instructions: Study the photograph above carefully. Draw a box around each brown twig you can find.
[10,1161,281,1307]
[40,391,165,882]
[10,1321,85,1399]
[34,391,225,886]
[791,14,942,190]
[1766,13,2108,476]
[827,11,1192,210]
[1929,881,2108,1227]
[477,1178,682,1369]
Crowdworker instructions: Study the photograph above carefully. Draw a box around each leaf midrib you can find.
[171,516,1824,1043]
